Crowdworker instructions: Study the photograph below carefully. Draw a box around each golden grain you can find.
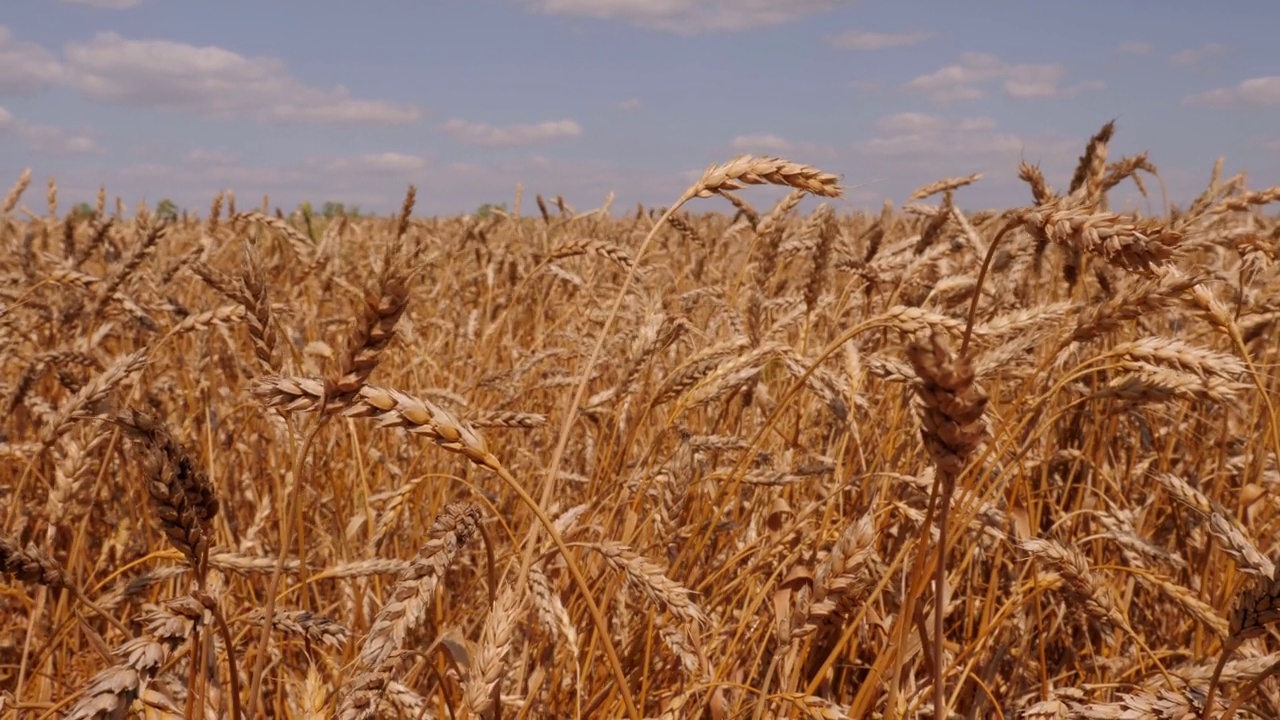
[3,136,1280,718]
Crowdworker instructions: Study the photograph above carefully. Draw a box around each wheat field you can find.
[2,125,1280,719]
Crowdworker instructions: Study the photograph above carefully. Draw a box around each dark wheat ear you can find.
[2,534,133,641]
[112,410,219,579]
[1203,563,1280,716]
[0,535,66,589]
[326,230,412,408]
[906,331,988,483]
[1068,118,1116,204]
[1229,564,1280,649]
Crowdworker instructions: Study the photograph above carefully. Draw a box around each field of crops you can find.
[3,123,1280,719]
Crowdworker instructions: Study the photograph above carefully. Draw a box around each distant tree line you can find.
[296,201,363,218]
[66,198,519,221]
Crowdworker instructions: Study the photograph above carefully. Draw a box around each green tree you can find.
[475,202,508,218]
[320,201,361,218]
[71,202,95,219]
[155,198,179,221]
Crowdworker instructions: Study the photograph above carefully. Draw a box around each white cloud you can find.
[0,26,65,94]
[18,125,98,154]
[518,0,853,34]
[617,98,642,111]
[1184,77,1280,107]
[827,29,934,50]
[858,114,1027,158]
[186,149,238,165]
[729,133,792,152]
[442,118,582,147]
[311,153,428,174]
[1002,63,1068,98]
[874,112,945,135]
[905,52,1101,104]
[1183,88,1234,106]
[1171,43,1229,68]
[1118,41,1154,56]
[1006,76,1105,100]
[903,51,1002,104]
[0,106,98,154]
[911,79,985,105]
[62,33,422,125]
[59,0,142,8]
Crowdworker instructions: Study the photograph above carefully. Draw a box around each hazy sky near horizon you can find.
[1,0,1277,215]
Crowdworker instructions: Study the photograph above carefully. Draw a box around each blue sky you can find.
[1,0,1277,215]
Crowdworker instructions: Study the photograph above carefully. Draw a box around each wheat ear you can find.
[338,501,482,720]
[906,330,988,720]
